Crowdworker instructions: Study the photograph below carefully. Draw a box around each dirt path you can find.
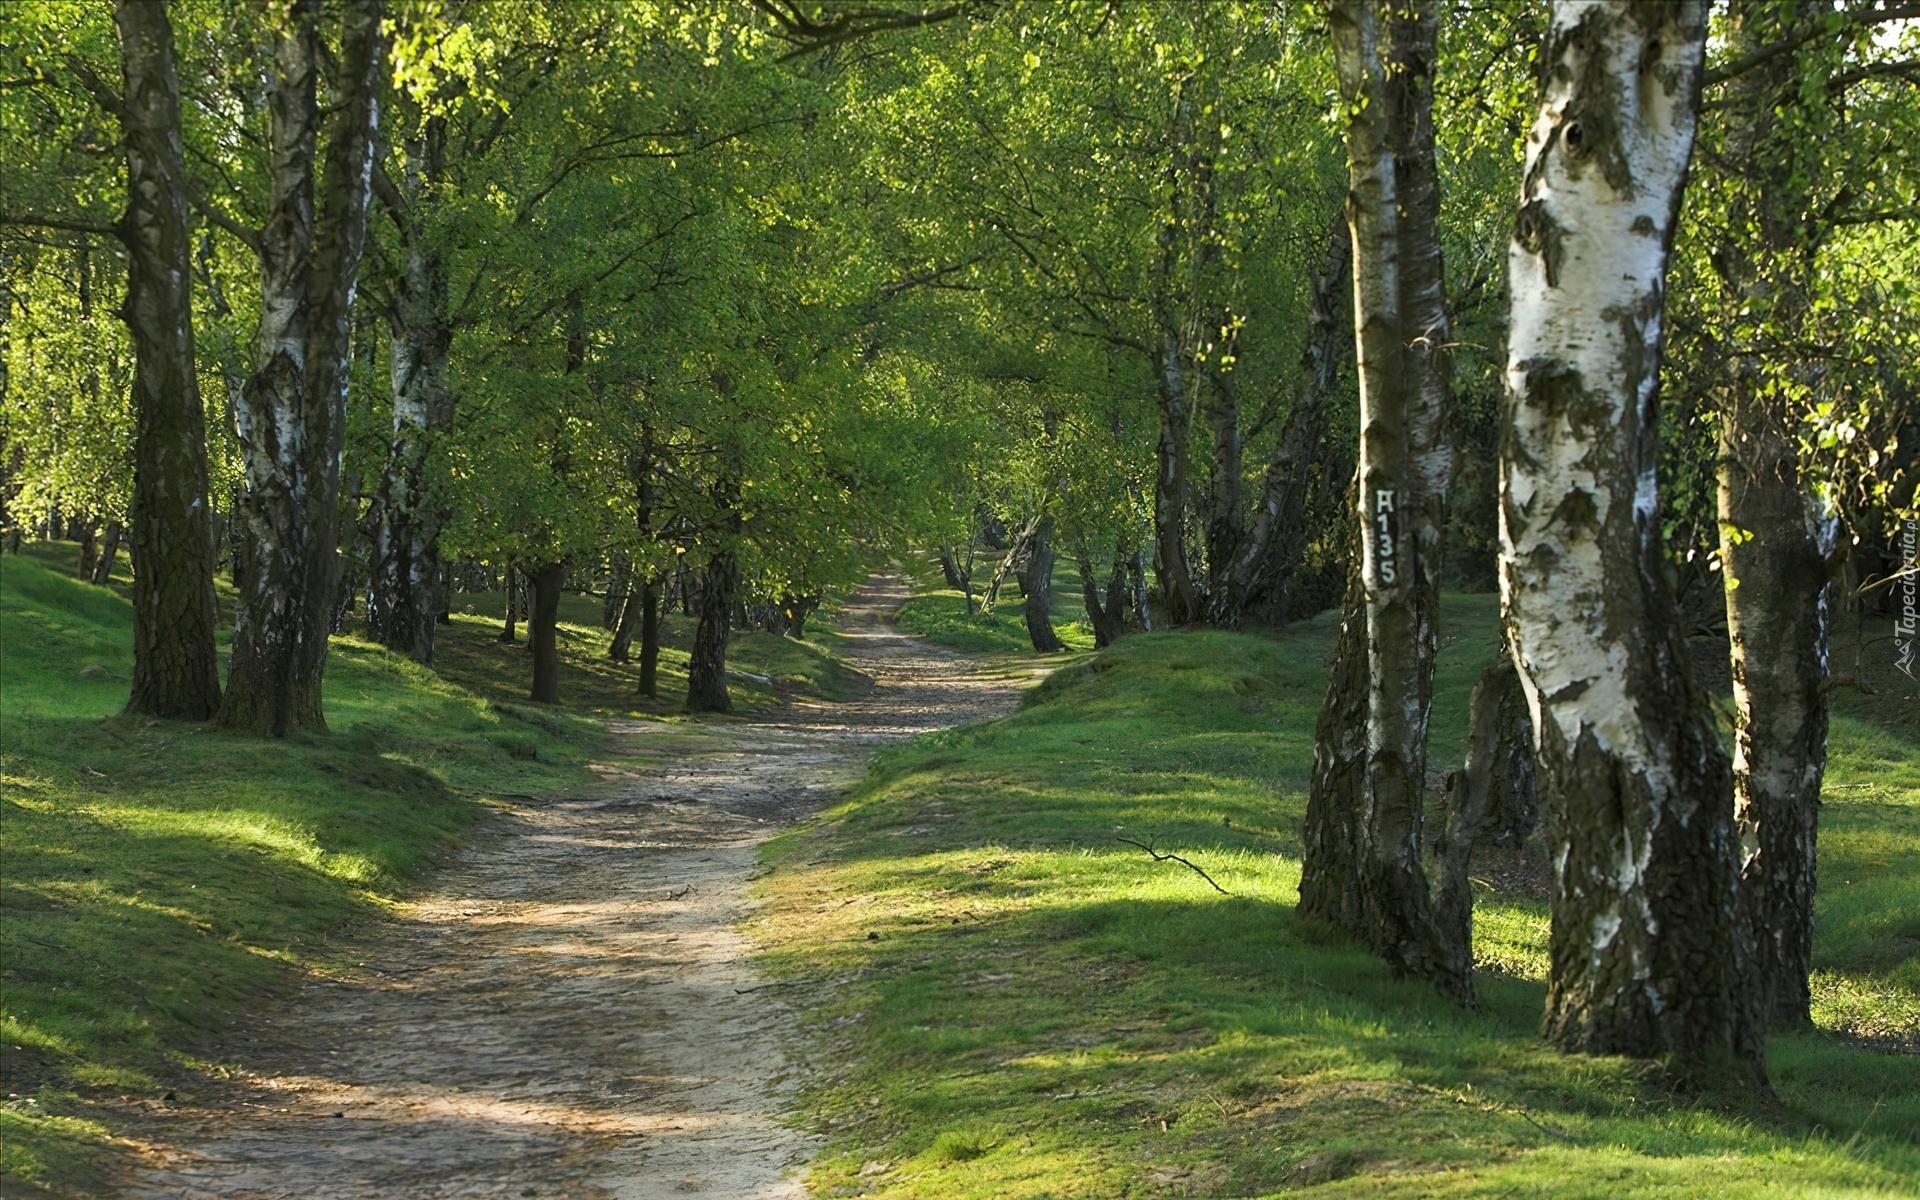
[118,576,1021,1200]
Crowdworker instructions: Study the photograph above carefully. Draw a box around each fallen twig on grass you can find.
[1113,837,1230,895]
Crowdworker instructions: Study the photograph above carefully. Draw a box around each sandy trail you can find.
[118,575,1020,1200]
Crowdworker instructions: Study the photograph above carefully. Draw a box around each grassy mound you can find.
[755,597,1919,1198]
[895,552,1096,657]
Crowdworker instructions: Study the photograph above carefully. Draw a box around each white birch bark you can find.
[1500,0,1758,1066]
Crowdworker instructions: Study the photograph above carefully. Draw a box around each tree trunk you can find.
[637,579,661,697]
[527,561,563,704]
[1298,554,1368,929]
[603,553,632,630]
[91,521,123,586]
[499,563,519,642]
[1076,546,1128,649]
[1202,368,1243,624]
[1152,337,1201,625]
[1023,516,1066,653]
[1711,0,1837,1033]
[75,518,99,580]
[1318,0,1462,1000]
[609,585,641,661]
[1502,0,1760,1071]
[938,549,967,591]
[367,114,451,666]
[1722,394,1833,1028]
[686,551,736,713]
[1236,215,1353,619]
[222,0,385,735]
[113,0,223,721]
[1464,658,1540,851]
[1432,656,1539,976]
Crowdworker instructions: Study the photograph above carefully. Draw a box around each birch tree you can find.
[1296,0,1466,1002]
[1499,0,1759,1068]
[218,0,387,736]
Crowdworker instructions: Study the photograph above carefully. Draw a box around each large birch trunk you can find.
[368,115,451,665]
[1500,0,1759,1069]
[113,0,223,720]
[223,0,385,734]
[1303,0,1463,999]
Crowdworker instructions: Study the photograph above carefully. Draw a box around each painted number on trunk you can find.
[1375,488,1396,586]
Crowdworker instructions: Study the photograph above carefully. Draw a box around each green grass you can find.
[895,551,1097,657]
[0,552,605,1193]
[754,595,1920,1198]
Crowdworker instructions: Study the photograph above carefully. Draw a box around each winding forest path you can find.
[120,575,1022,1200]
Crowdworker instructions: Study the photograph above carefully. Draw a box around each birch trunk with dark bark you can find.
[112,0,223,720]
[1501,0,1760,1070]
[686,550,737,712]
[222,0,385,735]
[1301,0,1464,1000]
[527,561,563,704]
[1298,553,1367,928]
[367,114,451,665]
[1233,216,1352,621]
[91,520,123,586]
[1022,516,1066,653]
[1711,0,1837,1031]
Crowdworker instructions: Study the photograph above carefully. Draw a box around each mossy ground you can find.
[753,596,1919,1198]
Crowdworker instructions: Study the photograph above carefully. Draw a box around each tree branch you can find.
[1703,4,1920,87]
[1113,837,1230,895]
[749,0,990,59]
[0,212,121,240]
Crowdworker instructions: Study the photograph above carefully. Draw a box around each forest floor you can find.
[98,575,1027,1200]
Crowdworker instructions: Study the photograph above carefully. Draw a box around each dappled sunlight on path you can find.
[117,574,1022,1200]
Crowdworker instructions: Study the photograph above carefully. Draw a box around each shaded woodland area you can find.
[4,0,1918,1157]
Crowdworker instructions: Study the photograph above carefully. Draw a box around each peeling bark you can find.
[1302,0,1462,1000]
[112,0,223,720]
[223,0,386,735]
[1500,0,1760,1069]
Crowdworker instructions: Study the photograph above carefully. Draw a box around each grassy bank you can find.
[755,596,1919,1198]
[0,553,619,1194]
[895,553,1096,658]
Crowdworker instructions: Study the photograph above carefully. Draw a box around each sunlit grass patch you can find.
[757,595,1920,1198]
[0,552,613,1192]
[895,551,1096,658]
